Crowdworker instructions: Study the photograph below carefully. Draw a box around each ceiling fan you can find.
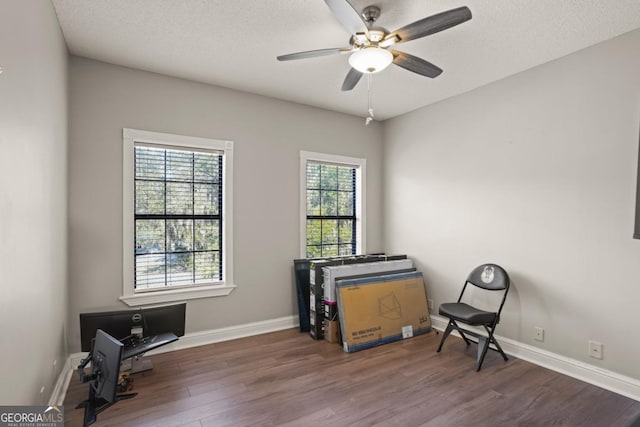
[277,0,472,91]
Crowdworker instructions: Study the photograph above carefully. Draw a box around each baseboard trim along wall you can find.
[146,315,299,356]
[49,357,74,406]
[53,314,640,404]
[430,315,640,403]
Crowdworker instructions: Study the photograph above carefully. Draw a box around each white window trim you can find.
[299,150,366,259]
[121,128,235,306]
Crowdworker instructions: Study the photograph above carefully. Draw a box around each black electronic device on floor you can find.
[76,329,137,427]
[79,302,185,373]
[79,303,186,352]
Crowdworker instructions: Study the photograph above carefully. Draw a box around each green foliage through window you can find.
[134,146,223,289]
[305,162,356,258]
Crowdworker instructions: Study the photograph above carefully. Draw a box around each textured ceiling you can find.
[52,0,640,120]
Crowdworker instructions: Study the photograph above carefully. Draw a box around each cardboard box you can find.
[309,290,325,340]
[309,308,324,340]
[324,319,340,343]
[306,255,408,340]
[323,267,416,321]
[309,254,407,291]
[324,300,339,321]
[336,271,431,352]
[322,259,414,304]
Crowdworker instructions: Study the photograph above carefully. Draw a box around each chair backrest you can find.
[457,264,510,320]
[466,264,509,291]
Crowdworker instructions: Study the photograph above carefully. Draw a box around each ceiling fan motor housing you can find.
[361,5,381,24]
[351,29,386,48]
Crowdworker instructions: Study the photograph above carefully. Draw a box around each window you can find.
[300,151,366,258]
[122,129,234,306]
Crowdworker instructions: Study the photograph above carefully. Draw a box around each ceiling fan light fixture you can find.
[379,34,400,48]
[348,47,393,74]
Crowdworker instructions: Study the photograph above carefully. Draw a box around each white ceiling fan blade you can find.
[387,6,472,45]
[277,47,352,61]
[324,0,369,38]
[341,67,363,91]
[391,50,443,78]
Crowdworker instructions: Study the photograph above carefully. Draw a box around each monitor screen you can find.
[79,303,186,351]
[142,303,186,337]
[91,329,124,403]
[79,309,144,352]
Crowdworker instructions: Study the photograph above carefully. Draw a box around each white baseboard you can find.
[54,315,300,404]
[430,315,640,402]
[145,314,299,355]
[49,357,73,406]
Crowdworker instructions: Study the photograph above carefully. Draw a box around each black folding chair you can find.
[436,263,510,371]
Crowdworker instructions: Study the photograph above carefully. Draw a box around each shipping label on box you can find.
[336,271,431,353]
[324,300,338,321]
[309,290,324,313]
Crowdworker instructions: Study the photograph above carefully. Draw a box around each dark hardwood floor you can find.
[63,328,640,427]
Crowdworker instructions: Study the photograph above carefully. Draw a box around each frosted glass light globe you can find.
[348,47,393,74]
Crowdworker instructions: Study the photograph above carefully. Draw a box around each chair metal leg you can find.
[484,325,509,361]
[456,325,472,346]
[490,334,508,361]
[475,327,509,370]
[436,321,454,352]
[476,336,490,371]
[439,320,509,371]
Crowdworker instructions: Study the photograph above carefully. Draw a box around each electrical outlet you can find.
[427,299,434,310]
[589,340,603,360]
[534,327,544,342]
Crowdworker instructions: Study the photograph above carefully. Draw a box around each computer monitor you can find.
[91,329,124,403]
[139,303,186,337]
[79,309,144,352]
[77,329,136,427]
[79,303,186,352]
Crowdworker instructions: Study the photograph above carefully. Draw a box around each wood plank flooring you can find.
[63,328,640,426]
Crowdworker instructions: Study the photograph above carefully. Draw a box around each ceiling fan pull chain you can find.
[365,74,374,125]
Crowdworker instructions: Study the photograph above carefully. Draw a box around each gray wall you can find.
[67,57,384,353]
[383,28,640,379]
[0,1,68,404]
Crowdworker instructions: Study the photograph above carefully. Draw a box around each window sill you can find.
[120,284,236,307]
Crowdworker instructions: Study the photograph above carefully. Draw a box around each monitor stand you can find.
[119,332,178,374]
[120,355,153,374]
[76,385,137,427]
